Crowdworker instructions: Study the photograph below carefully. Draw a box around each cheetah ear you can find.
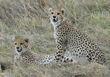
[61,8,65,15]
[13,38,16,44]
[24,38,29,43]
[48,8,52,12]
[13,39,16,44]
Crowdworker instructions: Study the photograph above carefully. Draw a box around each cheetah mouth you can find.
[17,49,22,52]
[53,19,58,22]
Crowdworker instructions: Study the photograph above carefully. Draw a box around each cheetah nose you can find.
[53,16,56,18]
[16,47,19,49]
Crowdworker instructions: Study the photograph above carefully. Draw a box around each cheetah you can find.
[13,38,37,65]
[48,8,106,64]
[13,38,57,66]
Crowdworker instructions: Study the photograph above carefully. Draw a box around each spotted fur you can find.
[13,38,56,66]
[48,8,106,64]
[14,38,36,65]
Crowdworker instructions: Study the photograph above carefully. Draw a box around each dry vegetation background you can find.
[0,0,110,77]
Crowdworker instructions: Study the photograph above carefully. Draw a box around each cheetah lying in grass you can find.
[0,37,56,71]
[48,8,106,65]
[13,38,56,66]
[14,38,37,65]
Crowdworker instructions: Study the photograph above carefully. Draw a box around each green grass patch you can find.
[99,46,110,50]
[15,34,22,39]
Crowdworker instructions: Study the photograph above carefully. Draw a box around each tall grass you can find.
[0,0,110,77]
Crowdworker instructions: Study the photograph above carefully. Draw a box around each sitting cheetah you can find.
[48,8,106,64]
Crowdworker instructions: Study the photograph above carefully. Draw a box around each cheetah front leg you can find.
[55,38,73,63]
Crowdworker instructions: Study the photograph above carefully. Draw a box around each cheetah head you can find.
[48,8,65,26]
[13,38,29,55]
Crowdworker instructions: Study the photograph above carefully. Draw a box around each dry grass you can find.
[0,0,110,77]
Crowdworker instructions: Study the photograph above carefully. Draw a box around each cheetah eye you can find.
[51,12,53,14]
[57,13,60,15]
[20,43,23,45]
[15,43,17,45]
